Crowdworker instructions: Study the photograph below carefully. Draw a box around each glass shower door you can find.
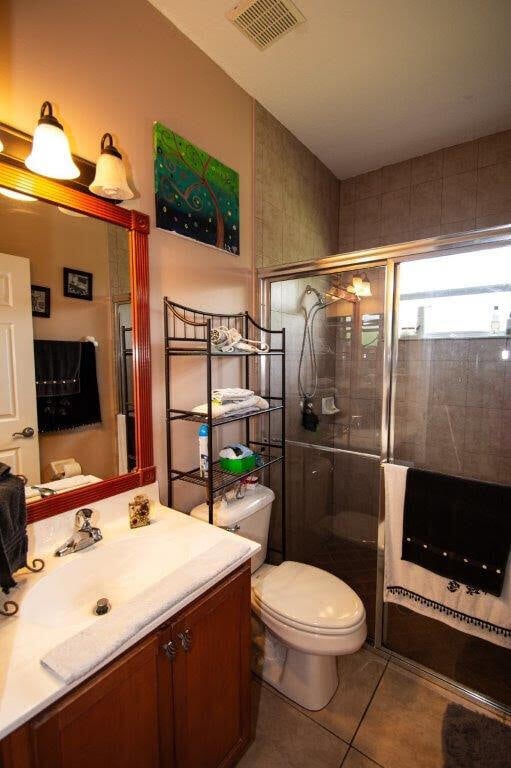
[269,264,386,639]
[386,245,511,707]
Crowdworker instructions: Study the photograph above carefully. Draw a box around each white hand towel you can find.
[41,537,251,684]
[383,463,510,648]
[211,388,254,403]
[193,395,269,419]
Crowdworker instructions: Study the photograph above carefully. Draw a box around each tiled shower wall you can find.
[394,337,511,483]
[255,103,340,267]
[338,129,511,252]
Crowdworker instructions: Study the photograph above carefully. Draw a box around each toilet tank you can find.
[190,485,275,573]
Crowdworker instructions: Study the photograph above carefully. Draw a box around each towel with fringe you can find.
[383,463,510,649]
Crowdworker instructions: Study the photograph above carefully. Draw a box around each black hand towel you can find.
[34,340,81,397]
[36,341,101,433]
[402,468,511,597]
[0,463,28,593]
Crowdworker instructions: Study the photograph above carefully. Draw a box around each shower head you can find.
[305,285,325,304]
[305,284,342,306]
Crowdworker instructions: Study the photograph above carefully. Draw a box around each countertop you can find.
[0,482,259,740]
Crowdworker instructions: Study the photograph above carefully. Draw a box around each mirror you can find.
[0,193,136,504]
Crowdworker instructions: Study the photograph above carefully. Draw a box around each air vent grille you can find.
[227,0,305,50]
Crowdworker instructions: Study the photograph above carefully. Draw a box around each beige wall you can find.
[1,0,255,506]
[255,103,339,267]
[0,197,120,482]
[338,130,511,252]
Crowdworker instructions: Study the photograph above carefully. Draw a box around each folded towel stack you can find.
[193,389,269,419]
[212,388,254,404]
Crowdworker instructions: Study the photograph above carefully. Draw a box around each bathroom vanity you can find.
[0,484,258,768]
[1,562,251,768]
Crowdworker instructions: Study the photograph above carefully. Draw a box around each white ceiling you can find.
[149,0,511,179]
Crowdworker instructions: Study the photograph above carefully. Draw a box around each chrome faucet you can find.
[54,508,103,557]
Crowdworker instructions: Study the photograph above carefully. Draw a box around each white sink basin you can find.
[21,528,203,629]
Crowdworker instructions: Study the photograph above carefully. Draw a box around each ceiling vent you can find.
[227,0,306,50]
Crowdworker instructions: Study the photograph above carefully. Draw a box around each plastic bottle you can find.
[198,424,209,478]
[491,306,500,334]
[506,312,511,336]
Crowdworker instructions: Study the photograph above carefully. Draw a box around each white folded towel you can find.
[41,537,251,684]
[383,463,510,649]
[25,475,101,501]
[212,388,254,403]
[193,395,269,419]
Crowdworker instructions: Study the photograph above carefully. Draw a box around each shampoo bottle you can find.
[198,424,209,478]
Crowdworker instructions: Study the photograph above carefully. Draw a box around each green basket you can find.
[219,454,257,474]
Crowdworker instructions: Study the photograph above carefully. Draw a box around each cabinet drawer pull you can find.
[162,640,177,661]
[178,629,192,652]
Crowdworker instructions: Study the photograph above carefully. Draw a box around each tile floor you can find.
[238,648,511,768]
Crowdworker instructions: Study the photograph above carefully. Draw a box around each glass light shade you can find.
[25,121,79,180]
[348,274,372,298]
[89,134,133,200]
[57,206,86,217]
[0,186,37,202]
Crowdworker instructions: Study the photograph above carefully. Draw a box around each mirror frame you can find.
[0,159,154,523]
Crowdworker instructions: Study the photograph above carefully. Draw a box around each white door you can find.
[0,253,40,482]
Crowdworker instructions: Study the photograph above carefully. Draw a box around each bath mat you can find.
[442,703,511,768]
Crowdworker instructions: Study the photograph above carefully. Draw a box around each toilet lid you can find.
[253,561,365,631]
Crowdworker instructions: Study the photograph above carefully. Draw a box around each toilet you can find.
[191,484,367,711]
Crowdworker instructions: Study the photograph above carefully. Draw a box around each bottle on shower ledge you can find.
[506,312,511,336]
[490,305,500,334]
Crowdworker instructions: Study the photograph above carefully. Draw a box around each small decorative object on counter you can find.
[129,493,151,529]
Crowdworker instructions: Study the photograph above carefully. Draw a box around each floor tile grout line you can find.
[255,675,352,747]
[339,745,387,768]
[350,655,390,747]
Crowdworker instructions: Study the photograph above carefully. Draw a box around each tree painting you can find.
[153,122,240,254]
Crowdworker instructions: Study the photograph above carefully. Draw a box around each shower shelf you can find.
[164,298,286,559]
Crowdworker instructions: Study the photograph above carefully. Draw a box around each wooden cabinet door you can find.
[30,633,167,768]
[170,563,251,768]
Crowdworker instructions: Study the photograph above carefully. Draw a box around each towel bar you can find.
[0,557,46,617]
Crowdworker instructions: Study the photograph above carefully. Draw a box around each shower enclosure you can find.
[262,231,511,714]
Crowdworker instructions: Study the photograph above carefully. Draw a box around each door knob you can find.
[178,629,193,652]
[162,640,177,661]
[12,427,35,439]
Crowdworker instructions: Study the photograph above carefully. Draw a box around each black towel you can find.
[36,341,101,433]
[402,468,511,596]
[0,463,28,593]
[34,340,81,397]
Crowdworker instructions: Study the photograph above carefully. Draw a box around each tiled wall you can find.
[394,337,511,483]
[255,103,340,267]
[339,129,511,252]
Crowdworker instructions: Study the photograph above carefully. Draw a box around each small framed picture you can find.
[31,285,51,318]
[63,268,93,301]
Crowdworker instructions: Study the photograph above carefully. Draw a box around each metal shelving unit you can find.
[164,298,286,560]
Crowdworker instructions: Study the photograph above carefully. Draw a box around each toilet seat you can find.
[252,561,365,635]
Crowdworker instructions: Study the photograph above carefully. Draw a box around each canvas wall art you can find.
[153,122,240,254]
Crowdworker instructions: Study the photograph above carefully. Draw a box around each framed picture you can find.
[31,285,51,318]
[63,268,93,301]
[153,122,240,254]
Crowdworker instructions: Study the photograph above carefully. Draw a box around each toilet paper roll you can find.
[62,460,82,478]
